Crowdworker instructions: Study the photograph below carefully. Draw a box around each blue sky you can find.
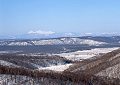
[0,0,120,35]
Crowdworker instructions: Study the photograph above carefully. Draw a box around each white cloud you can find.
[28,30,55,35]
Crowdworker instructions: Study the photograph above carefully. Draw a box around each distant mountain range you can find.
[0,37,107,46]
[0,32,120,39]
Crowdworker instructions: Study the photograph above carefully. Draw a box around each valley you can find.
[0,36,120,85]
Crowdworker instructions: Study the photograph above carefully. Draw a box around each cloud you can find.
[28,30,55,35]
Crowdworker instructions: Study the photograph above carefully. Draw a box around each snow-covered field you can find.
[55,47,119,61]
[39,64,72,72]
[38,47,119,72]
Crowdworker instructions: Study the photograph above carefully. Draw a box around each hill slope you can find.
[0,48,120,85]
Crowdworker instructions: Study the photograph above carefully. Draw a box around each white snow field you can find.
[39,47,119,72]
[39,64,72,72]
[56,47,119,61]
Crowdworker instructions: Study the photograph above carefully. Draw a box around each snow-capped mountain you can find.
[16,32,80,39]
[1,32,120,39]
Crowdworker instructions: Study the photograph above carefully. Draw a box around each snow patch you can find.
[8,42,31,46]
[0,60,19,67]
[39,64,72,72]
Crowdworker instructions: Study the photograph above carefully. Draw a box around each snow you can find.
[96,63,120,79]
[56,47,119,61]
[79,39,106,46]
[44,47,119,72]
[32,39,63,45]
[39,64,72,72]
[28,30,55,35]
[60,38,107,46]
[0,38,107,46]
[0,51,22,53]
[0,51,10,53]
[8,42,31,46]
[0,60,19,67]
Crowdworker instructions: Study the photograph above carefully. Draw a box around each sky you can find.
[0,0,120,35]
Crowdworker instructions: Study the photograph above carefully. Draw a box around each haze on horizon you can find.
[0,0,120,36]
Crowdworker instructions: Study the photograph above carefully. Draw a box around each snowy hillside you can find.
[0,60,19,67]
[0,37,107,46]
